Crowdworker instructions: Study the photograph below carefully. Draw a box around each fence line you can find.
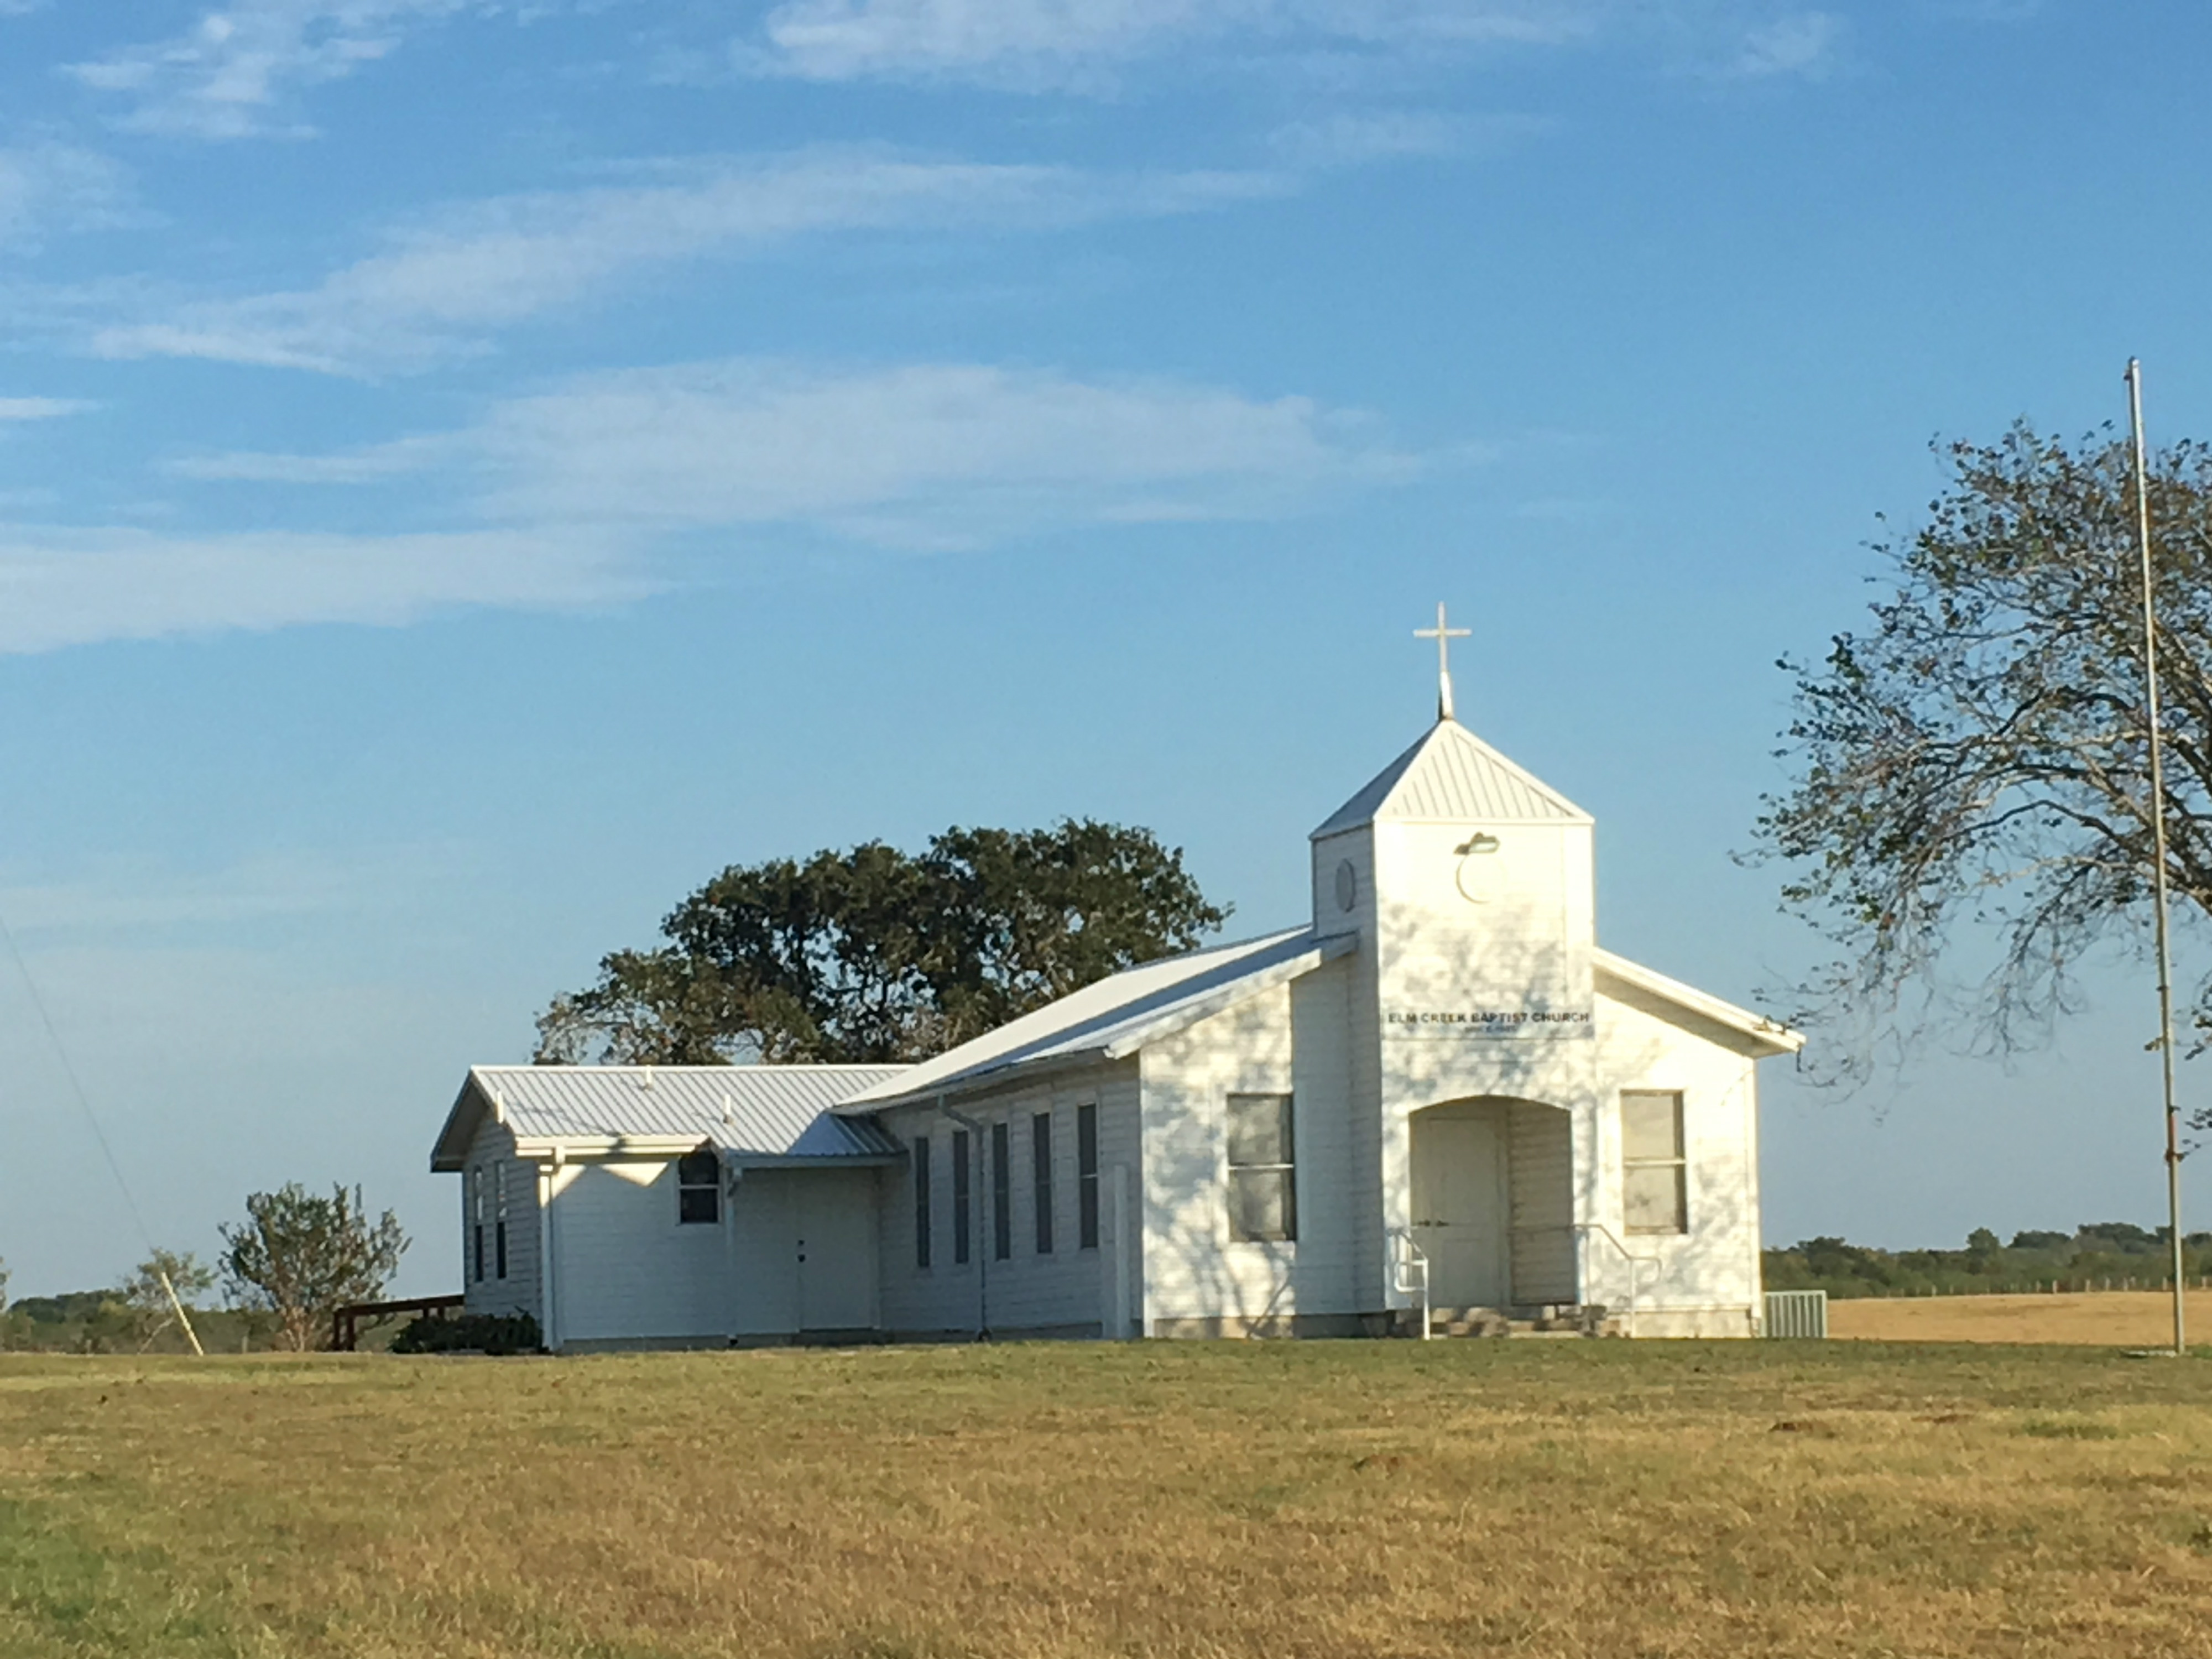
[1849,1275,2212,1300]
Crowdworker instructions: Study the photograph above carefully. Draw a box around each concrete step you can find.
[1423,1304,1624,1339]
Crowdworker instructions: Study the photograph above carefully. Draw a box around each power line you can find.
[0,905,204,1353]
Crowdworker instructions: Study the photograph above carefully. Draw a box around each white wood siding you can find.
[872,1058,1140,1338]
[547,1160,729,1346]
[461,1120,542,1325]
[1138,956,1360,1327]
[1590,981,1764,1333]
[1313,828,1386,1307]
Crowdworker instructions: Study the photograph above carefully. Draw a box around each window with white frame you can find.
[677,1149,721,1224]
[1226,1093,1296,1243]
[494,1164,509,1279]
[1032,1112,1054,1255]
[1621,1090,1688,1235]
[914,1133,933,1269]
[953,1129,972,1264]
[990,1121,1013,1262]
[471,1167,486,1281]
[1076,1105,1098,1250]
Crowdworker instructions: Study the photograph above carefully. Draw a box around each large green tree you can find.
[536,820,1230,1065]
[1758,422,2212,1118]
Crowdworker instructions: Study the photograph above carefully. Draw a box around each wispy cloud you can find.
[163,438,436,482]
[466,359,1428,546]
[92,149,1287,374]
[0,847,445,936]
[33,358,1431,649]
[1725,9,1840,78]
[0,144,139,253]
[66,0,471,139]
[749,0,1599,86]
[173,358,1431,551]
[0,523,639,653]
[745,0,1861,89]
[0,397,97,422]
[1268,109,1552,168]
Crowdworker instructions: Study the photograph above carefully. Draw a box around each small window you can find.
[1621,1091,1688,1235]
[494,1164,509,1280]
[952,1130,972,1265]
[1032,1112,1055,1255]
[471,1166,486,1283]
[677,1149,721,1224]
[1227,1093,1296,1243]
[991,1121,1013,1261]
[1077,1103,1099,1250]
[914,1134,933,1269]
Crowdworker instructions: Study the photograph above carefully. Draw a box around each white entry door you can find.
[1410,1112,1509,1308]
[795,1171,877,1333]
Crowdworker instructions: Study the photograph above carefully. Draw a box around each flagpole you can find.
[2126,356,2188,1357]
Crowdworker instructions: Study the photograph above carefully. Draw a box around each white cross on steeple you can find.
[1413,601,1471,723]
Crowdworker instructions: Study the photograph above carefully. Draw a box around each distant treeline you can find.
[1762,1223,2212,1300]
[0,1290,270,1355]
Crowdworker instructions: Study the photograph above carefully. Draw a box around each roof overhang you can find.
[1097,930,1358,1058]
[512,1135,902,1170]
[839,930,1360,1115]
[1593,948,1803,1057]
[430,1070,499,1173]
[431,1065,910,1173]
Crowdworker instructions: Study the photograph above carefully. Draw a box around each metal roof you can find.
[1592,949,1804,1057]
[1312,718,1590,837]
[838,926,1358,1113]
[431,1064,910,1171]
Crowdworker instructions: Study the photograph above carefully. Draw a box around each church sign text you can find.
[1386,1007,1593,1038]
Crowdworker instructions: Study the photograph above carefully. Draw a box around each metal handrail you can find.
[1571,1223,1658,1338]
[1389,1227,1432,1341]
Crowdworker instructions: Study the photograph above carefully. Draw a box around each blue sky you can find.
[2,0,2208,1297]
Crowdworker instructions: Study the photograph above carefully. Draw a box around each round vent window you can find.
[1334,859,1358,913]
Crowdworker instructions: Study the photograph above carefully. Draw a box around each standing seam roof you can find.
[1312,718,1588,835]
[464,1065,909,1159]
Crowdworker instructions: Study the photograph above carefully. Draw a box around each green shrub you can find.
[391,1311,541,1356]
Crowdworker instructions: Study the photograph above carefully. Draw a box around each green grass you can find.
[3,1340,2210,1657]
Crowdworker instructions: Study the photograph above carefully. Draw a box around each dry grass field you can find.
[4,1340,2211,1659]
[1828,1290,2189,1346]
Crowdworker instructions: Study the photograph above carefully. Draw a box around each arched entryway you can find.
[1409,1098,1575,1310]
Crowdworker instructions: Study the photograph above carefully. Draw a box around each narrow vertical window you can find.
[1227,1093,1296,1243]
[1032,1112,1055,1255]
[471,1166,486,1283]
[952,1129,972,1265]
[914,1134,933,1269]
[1621,1091,1688,1234]
[677,1149,721,1224]
[991,1121,1013,1261]
[1077,1103,1099,1250]
[494,1164,509,1280]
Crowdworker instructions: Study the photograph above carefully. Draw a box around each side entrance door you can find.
[1410,1111,1510,1308]
[795,1171,877,1333]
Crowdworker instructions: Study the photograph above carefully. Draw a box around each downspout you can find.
[938,1095,990,1340]
[540,1146,562,1352]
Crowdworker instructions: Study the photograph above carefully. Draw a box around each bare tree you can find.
[220,1185,408,1351]
[114,1248,215,1351]
[1756,421,2212,1119]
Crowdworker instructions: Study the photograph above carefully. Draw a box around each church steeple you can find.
[1413,601,1470,724]
[1309,718,1590,840]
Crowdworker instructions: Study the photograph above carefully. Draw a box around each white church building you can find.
[432,633,1800,1348]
